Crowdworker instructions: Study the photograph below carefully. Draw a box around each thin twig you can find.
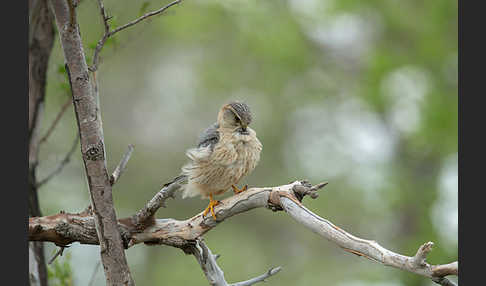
[110,144,134,185]
[110,0,181,36]
[127,179,181,239]
[188,239,282,286]
[38,96,72,146]
[90,0,182,72]
[97,0,110,34]
[230,267,282,286]
[47,247,65,265]
[36,134,79,188]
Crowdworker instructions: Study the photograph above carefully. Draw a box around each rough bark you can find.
[28,0,56,284]
[48,0,134,285]
[29,181,458,284]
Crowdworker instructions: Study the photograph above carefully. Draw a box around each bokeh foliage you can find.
[38,0,457,285]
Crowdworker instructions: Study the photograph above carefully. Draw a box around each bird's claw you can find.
[203,199,220,220]
[232,184,248,194]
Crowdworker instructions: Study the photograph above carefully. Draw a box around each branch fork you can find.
[29,180,457,285]
[90,0,182,72]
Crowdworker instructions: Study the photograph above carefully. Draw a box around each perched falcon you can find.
[165,101,262,220]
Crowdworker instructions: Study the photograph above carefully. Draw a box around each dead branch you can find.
[187,239,228,286]
[278,195,458,284]
[186,239,281,286]
[47,246,65,265]
[110,144,134,185]
[90,0,182,72]
[230,266,282,286]
[29,181,457,285]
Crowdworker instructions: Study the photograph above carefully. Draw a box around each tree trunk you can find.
[48,0,135,285]
[28,0,56,285]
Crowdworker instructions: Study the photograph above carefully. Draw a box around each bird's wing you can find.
[197,122,220,150]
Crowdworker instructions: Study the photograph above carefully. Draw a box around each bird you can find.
[164,101,262,220]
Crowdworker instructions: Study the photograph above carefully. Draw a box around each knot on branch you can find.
[293,181,328,201]
[118,224,132,249]
[85,141,105,161]
[268,181,328,211]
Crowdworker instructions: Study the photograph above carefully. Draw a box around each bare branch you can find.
[38,96,72,146]
[432,262,458,277]
[36,134,79,188]
[110,144,134,185]
[230,267,282,286]
[47,247,65,265]
[29,181,457,284]
[110,0,181,36]
[90,0,111,72]
[129,180,180,232]
[187,239,281,286]
[97,0,110,34]
[90,0,182,72]
[278,195,458,279]
[188,239,229,286]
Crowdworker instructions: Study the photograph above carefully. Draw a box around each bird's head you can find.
[217,101,252,134]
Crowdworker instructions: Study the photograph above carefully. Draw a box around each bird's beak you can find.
[238,124,249,135]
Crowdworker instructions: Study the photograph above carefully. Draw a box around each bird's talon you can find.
[232,184,248,194]
[203,195,220,220]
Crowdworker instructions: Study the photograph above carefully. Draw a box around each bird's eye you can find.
[235,116,240,123]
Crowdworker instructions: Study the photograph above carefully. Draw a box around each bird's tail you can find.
[165,173,199,199]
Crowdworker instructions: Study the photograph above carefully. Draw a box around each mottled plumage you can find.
[167,102,261,219]
[181,102,262,200]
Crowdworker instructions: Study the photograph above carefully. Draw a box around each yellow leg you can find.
[202,194,220,220]
[231,184,248,194]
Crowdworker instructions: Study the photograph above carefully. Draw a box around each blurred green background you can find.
[37,0,457,285]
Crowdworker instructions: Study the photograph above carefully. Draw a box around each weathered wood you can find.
[29,181,457,285]
[48,1,134,285]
